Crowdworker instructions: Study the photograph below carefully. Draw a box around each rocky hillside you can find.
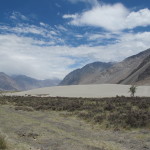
[0,73,61,91]
[119,54,150,85]
[60,48,150,85]
[60,62,113,85]
[0,72,19,91]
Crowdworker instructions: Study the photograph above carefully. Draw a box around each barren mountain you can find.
[0,72,19,91]
[0,74,61,91]
[61,48,150,85]
[60,62,113,85]
[11,75,42,91]
[119,54,150,85]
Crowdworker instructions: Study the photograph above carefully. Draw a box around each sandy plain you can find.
[6,84,150,98]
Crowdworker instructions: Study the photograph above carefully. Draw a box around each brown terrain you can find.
[0,96,150,150]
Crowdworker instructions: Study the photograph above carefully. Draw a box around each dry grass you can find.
[0,96,150,150]
[0,96,150,129]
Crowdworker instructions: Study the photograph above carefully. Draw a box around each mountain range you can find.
[60,48,150,86]
[0,73,60,91]
[1,48,150,91]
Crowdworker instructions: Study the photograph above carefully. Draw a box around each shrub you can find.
[0,96,149,129]
[129,85,137,97]
[0,136,7,150]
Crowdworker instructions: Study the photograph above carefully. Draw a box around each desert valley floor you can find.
[5,84,150,98]
[0,84,150,150]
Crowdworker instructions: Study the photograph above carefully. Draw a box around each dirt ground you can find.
[0,104,150,150]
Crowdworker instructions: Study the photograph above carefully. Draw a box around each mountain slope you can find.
[60,48,150,85]
[60,62,113,85]
[0,74,61,91]
[12,75,61,91]
[119,54,150,85]
[12,75,41,91]
[86,48,150,84]
[0,72,19,91]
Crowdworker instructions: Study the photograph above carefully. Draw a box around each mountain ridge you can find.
[60,48,150,86]
[60,62,113,85]
[0,73,61,91]
[119,54,150,85]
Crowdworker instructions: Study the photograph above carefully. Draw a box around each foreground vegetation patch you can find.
[0,96,150,129]
[0,136,7,150]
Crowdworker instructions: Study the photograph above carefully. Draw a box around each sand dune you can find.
[5,84,150,98]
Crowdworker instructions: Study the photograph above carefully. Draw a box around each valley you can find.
[0,96,150,150]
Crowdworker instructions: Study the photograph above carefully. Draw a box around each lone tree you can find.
[129,85,137,97]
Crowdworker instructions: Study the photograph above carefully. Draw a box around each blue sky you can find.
[0,0,150,79]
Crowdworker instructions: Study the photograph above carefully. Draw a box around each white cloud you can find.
[0,30,150,79]
[55,25,68,32]
[1,11,150,79]
[40,22,48,27]
[14,25,44,35]
[87,33,117,41]
[126,8,150,29]
[0,23,61,45]
[0,34,74,79]
[10,12,29,21]
[63,14,77,19]
[67,0,98,5]
[63,3,150,31]
[75,34,84,38]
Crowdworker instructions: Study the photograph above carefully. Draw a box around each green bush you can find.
[0,136,7,150]
[129,85,137,97]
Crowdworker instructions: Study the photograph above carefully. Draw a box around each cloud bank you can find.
[63,3,150,31]
[1,7,150,80]
[1,26,150,79]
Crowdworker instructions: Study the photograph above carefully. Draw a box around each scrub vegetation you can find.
[0,136,7,150]
[0,96,149,129]
[0,96,150,150]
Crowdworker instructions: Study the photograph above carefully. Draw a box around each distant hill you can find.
[0,74,61,91]
[60,48,150,86]
[60,62,113,85]
[0,72,19,91]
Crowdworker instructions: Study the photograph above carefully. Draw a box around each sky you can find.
[0,0,150,79]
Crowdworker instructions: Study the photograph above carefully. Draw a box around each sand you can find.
[5,84,150,98]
